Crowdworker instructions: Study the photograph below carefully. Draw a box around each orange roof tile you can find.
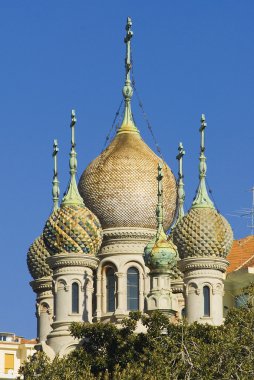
[227,235,254,272]
[20,338,36,344]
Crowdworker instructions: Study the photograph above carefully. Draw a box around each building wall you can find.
[0,339,35,379]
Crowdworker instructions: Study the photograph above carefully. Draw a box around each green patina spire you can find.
[117,17,139,135]
[175,142,185,222]
[144,162,178,271]
[156,162,165,239]
[192,114,214,209]
[52,139,60,210]
[62,110,84,207]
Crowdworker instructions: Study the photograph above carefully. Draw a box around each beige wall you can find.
[0,341,35,379]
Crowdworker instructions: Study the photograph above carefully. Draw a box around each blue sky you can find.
[1,1,254,337]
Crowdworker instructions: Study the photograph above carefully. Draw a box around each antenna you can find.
[229,186,254,235]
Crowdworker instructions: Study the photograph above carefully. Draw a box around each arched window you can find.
[106,268,115,312]
[203,286,210,317]
[127,267,139,311]
[72,282,79,314]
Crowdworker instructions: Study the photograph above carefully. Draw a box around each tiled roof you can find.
[20,338,36,344]
[227,235,254,272]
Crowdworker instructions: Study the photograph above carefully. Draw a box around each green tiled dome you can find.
[144,231,178,272]
[27,235,52,279]
[43,204,103,256]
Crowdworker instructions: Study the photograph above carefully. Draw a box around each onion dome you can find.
[43,111,103,256]
[144,163,178,272]
[27,140,60,280]
[78,18,177,231]
[173,115,233,259]
[27,235,52,279]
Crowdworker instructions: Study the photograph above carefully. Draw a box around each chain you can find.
[130,52,164,161]
[101,99,124,152]
[206,179,220,212]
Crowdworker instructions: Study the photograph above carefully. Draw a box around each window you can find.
[4,354,14,374]
[106,268,115,312]
[72,282,79,314]
[203,286,210,317]
[127,267,139,311]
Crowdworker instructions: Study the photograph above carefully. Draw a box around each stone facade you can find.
[27,18,241,359]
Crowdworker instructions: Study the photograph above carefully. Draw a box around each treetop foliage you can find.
[20,285,254,380]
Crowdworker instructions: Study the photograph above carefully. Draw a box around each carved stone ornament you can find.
[102,227,156,241]
[179,257,229,274]
[47,253,99,270]
[100,228,157,255]
[30,277,53,293]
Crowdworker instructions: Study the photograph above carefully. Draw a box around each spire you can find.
[156,162,166,240]
[62,110,84,207]
[175,142,185,221]
[192,114,214,209]
[117,17,139,135]
[52,139,60,210]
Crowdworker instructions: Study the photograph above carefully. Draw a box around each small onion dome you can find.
[144,162,178,272]
[27,235,52,279]
[144,231,178,271]
[43,110,103,256]
[173,208,233,259]
[173,115,233,259]
[43,204,102,256]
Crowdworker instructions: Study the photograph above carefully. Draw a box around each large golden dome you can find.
[79,18,177,231]
[78,131,177,230]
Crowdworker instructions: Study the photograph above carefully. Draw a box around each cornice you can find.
[47,253,99,271]
[100,243,147,255]
[179,257,229,273]
[102,227,156,242]
[30,277,52,292]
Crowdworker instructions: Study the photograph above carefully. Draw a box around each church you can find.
[26,17,250,359]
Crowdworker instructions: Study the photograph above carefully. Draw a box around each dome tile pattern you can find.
[144,233,178,271]
[27,235,52,280]
[173,208,233,259]
[78,133,177,230]
[43,204,103,256]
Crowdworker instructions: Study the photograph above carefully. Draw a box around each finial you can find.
[62,110,84,207]
[192,114,214,209]
[124,17,133,84]
[52,139,60,210]
[70,109,77,149]
[117,17,139,135]
[175,142,185,222]
[156,162,166,239]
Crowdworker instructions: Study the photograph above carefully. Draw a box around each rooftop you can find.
[227,235,254,272]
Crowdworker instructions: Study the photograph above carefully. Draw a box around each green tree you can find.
[20,285,254,380]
